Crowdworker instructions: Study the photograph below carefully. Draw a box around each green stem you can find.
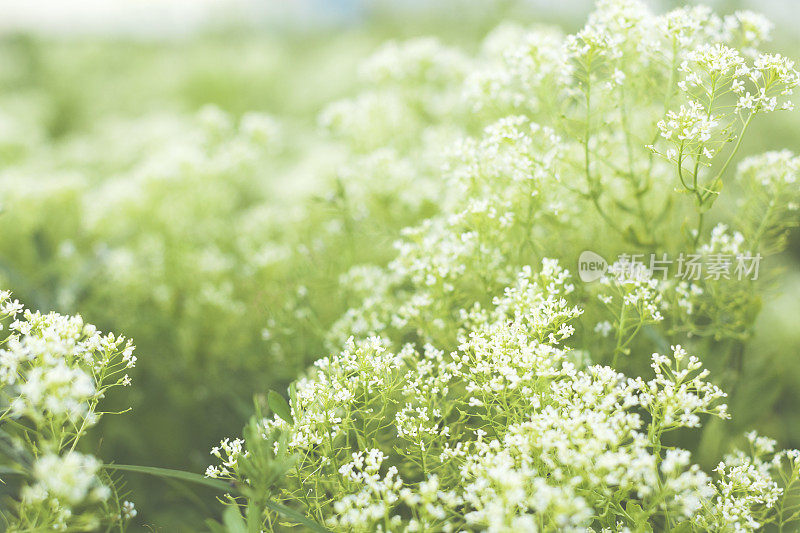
[702,112,755,203]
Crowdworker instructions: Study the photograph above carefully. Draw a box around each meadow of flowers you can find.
[1,0,800,531]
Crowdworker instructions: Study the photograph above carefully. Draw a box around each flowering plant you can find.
[0,290,137,530]
[206,1,800,531]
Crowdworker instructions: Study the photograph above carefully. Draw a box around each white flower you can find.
[121,500,137,520]
[22,452,108,508]
[658,101,718,143]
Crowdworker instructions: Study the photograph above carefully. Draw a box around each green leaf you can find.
[222,507,247,533]
[268,390,293,424]
[626,502,642,515]
[104,464,232,492]
[624,501,653,532]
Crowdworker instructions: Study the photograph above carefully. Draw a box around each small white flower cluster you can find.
[458,347,724,531]
[22,452,110,508]
[673,280,705,317]
[205,437,247,479]
[489,260,581,343]
[602,260,664,321]
[659,5,720,49]
[699,223,747,258]
[645,5,798,201]
[737,53,799,113]
[1,306,135,427]
[120,500,138,520]
[696,432,800,531]
[681,43,747,86]
[320,91,417,153]
[595,261,664,362]
[12,360,95,421]
[637,345,729,427]
[658,100,718,144]
[322,38,469,153]
[0,290,137,530]
[329,449,403,530]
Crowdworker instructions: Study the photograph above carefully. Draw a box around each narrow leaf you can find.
[104,464,232,492]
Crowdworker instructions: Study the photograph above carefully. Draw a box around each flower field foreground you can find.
[206,1,800,531]
[1,0,800,531]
